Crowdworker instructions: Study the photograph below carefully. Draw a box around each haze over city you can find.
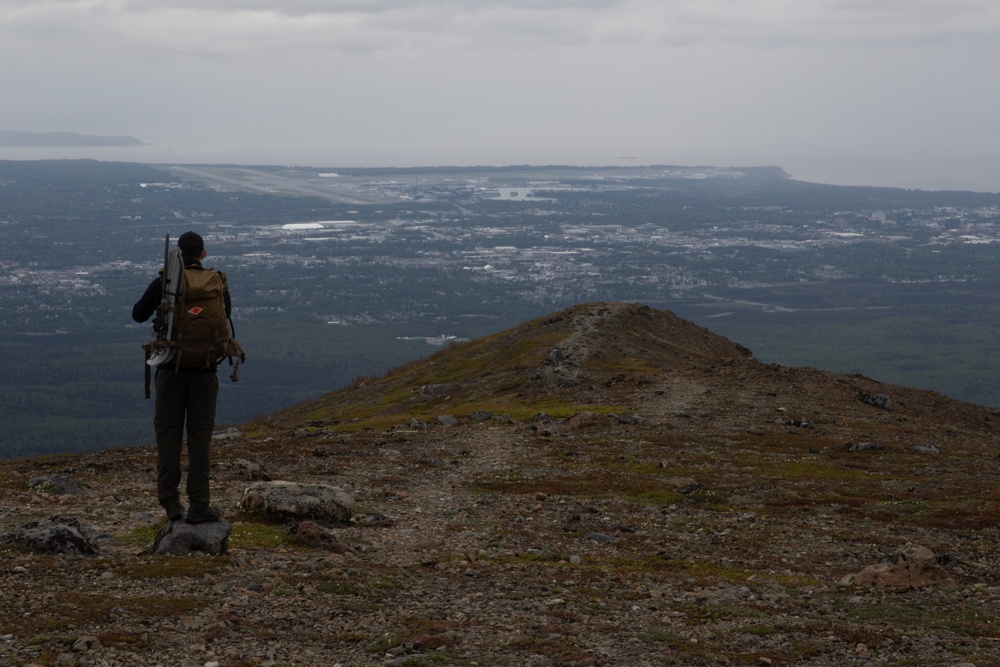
[3,0,1000,192]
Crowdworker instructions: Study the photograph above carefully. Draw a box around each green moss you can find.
[121,556,229,579]
[229,521,294,549]
[121,523,162,546]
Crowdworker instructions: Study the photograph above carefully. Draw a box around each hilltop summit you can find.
[277,302,754,428]
[2,302,1000,666]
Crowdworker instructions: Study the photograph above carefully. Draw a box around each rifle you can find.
[143,234,183,397]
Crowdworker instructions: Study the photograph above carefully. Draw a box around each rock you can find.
[859,393,892,410]
[584,532,616,544]
[72,636,101,652]
[434,414,460,426]
[569,555,582,565]
[352,513,394,527]
[152,518,231,555]
[288,521,355,553]
[239,481,355,523]
[844,441,886,452]
[911,445,940,454]
[230,458,271,481]
[609,413,646,425]
[0,516,100,555]
[468,410,492,421]
[409,418,428,429]
[563,412,601,429]
[212,427,242,441]
[28,474,81,495]
[847,543,956,589]
[420,383,461,398]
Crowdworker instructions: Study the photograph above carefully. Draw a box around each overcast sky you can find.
[2,0,1000,191]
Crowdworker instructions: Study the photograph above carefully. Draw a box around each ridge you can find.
[2,302,1000,665]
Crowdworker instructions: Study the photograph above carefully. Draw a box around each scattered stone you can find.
[468,410,492,421]
[409,418,428,429]
[846,543,956,590]
[0,516,100,555]
[27,474,81,496]
[609,413,646,425]
[420,383,461,398]
[911,444,940,454]
[434,414,460,426]
[660,476,700,491]
[569,555,582,565]
[352,513,395,527]
[563,412,601,429]
[72,636,101,652]
[212,427,242,441]
[584,532,616,544]
[844,441,886,452]
[859,393,892,410]
[230,458,270,481]
[152,518,231,556]
[529,412,552,424]
[288,521,356,554]
[239,481,355,523]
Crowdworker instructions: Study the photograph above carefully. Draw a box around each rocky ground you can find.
[3,302,1000,666]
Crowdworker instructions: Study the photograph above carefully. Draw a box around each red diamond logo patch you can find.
[188,307,204,315]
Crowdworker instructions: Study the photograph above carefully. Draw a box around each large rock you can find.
[0,516,99,555]
[28,474,81,495]
[153,518,231,555]
[846,543,955,589]
[239,481,354,523]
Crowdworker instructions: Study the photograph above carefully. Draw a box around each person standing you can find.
[132,231,232,524]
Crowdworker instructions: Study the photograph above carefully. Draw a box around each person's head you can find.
[177,231,206,261]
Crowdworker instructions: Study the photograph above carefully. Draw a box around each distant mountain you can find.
[0,131,144,147]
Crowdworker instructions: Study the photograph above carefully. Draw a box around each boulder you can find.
[846,543,955,589]
[28,474,81,496]
[152,518,231,555]
[0,516,99,555]
[239,481,354,523]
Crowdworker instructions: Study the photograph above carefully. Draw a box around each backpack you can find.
[172,266,246,372]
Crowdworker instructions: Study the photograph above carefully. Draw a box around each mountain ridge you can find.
[2,301,999,665]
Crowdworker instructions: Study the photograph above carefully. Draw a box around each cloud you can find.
[5,0,1000,61]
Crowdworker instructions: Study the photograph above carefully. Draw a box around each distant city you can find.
[3,160,1000,456]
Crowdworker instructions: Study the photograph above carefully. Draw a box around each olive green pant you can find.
[154,366,219,514]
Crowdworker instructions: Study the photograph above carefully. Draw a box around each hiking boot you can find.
[165,504,185,523]
[185,505,221,524]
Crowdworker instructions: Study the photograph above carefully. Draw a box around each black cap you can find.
[177,231,204,255]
